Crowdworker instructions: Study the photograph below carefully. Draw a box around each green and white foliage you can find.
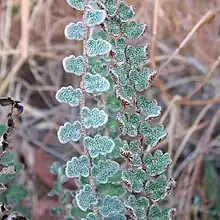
[148,205,176,220]
[87,39,111,57]
[85,9,106,26]
[92,159,120,183]
[83,134,115,157]
[57,121,82,144]
[104,17,121,37]
[111,63,130,85]
[62,55,85,75]
[116,85,135,104]
[85,73,110,93]
[129,67,156,91]
[88,58,109,76]
[122,21,146,39]
[54,0,176,219]
[137,95,161,120]
[76,184,97,211]
[90,29,108,40]
[82,212,96,220]
[103,214,126,220]
[121,169,146,193]
[102,0,117,17]
[145,175,176,202]
[65,155,89,178]
[64,22,85,40]
[99,195,124,217]
[117,113,140,137]
[122,140,142,167]
[67,0,84,10]
[144,150,172,176]
[55,86,82,107]
[81,107,108,128]
[109,137,127,159]
[125,45,147,68]
[97,182,126,197]
[118,2,135,22]
[125,195,149,219]
[139,122,167,148]
[109,38,127,62]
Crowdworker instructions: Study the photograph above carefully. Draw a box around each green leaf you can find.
[108,170,122,184]
[106,96,120,111]
[116,85,135,104]
[67,0,84,10]
[139,122,167,148]
[125,195,149,219]
[0,124,7,137]
[85,9,106,26]
[76,184,97,211]
[104,0,117,17]
[1,151,16,166]
[85,73,110,93]
[88,58,109,76]
[122,21,146,39]
[48,182,61,197]
[118,2,135,22]
[87,39,111,57]
[137,95,161,120]
[104,17,122,37]
[65,155,89,178]
[60,174,69,184]
[64,22,85,40]
[82,212,96,220]
[111,63,130,85]
[107,117,119,135]
[122,140,142,167]
[109,38,127,62]
[97,183,126,197]
[144,150,172,176]
[99,195,124,217]
[56,86,83,107]
[122,169,146,193]
[84,134,115,158]
[59,190,69,203]
[70,207,89,218]
[145,175,176,202]
[62,55,85,75]
[117,113,140,137]
[148,205,176,220]
[125,45,147,68]
[0,162,24,185]
[6,185,28,206]
[65,216,74,220]
[109,137,127,159]
[81,107,108,129]
[57,121,82,144]
[203,157,218,201]
[49,161,61,175]
[91,29,108,40]
[129,67,156,92]
[14,204,31,219]
[92,159,120,183]
[103,214,126,220]
[50,206,62,217]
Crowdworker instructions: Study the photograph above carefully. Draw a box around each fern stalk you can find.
[52,0,177,219]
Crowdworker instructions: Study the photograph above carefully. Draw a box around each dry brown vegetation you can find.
[0,0,220,219]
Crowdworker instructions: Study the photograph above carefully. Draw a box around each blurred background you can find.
[0,0,220,219]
